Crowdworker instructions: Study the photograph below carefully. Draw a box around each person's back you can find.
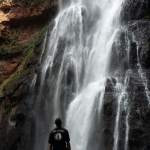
[48,118,71,150]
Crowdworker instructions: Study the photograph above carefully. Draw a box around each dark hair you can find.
[55,118,62,127]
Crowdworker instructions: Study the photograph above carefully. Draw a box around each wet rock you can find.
[102,96,116,149]
[126,69,150,150]
[121,0,150,21]
[127,21,150,69]
[67,69,75,86]
[109,30,129,75]
[102,77,119,149]
[105,78,117,92]
[129,42,138,68]
[0,57,22,84]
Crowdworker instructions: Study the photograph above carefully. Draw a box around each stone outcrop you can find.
[122,0,150,21]
[102,1,150,149]
[0,0,58,149]
[0,0,58,40]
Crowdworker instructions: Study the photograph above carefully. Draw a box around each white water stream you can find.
[56,0,125,150]
[33,0,131,150]
[113,70,131,150]
[132,31,150,104]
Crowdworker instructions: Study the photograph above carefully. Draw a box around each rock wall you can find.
[0,0,58,149]
[102,0,150,149]
[123,2,150,149]
[122,0,150,21]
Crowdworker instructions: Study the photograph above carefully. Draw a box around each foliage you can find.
[143,16,150,20]
[14,0,53,7]
[0,24,48,93]
[0,29,21,59]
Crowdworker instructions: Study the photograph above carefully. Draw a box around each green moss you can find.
[143,16,150,20]
[2,106,12,114]
[0,44,23,58]
[29,0,49,7]
[0,24,48,94]
[0,29,23,58]
[15,0,56,8]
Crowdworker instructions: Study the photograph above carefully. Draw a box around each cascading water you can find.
[62,1,126,150]
[135,39,150,104]
[31,0,135,150]
[113,70,131,150]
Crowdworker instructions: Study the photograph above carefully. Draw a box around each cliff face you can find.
[0,0,57,83]
[0,0,58,149]
[123,1,150,149]
[122,0,150,21]
[102,1,150,149]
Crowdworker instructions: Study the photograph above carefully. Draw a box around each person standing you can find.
[48,118,71,150]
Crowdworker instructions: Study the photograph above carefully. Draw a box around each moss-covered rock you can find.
[0,21,50,150]
[0,24,48,96]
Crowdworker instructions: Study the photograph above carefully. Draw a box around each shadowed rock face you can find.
[128,21,150,69]
[0,0,58,40]
[0,57,21,84]
[127,70,150,150]
[102,2,150,149]
[0,0,58,149]
[103,70,150,150]
[122,0,150,21]
[127,20,150,148]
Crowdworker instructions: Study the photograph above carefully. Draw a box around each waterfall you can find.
[137,44,150,104]
[113,70,131,150]
[63,1,126,150]
[32,0,132,150]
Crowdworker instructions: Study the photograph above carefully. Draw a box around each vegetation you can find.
[13,0,57,8]
[0,29,21,58]
[2,106,11,114]
[0,24,48,94]
[143,16,150,20]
